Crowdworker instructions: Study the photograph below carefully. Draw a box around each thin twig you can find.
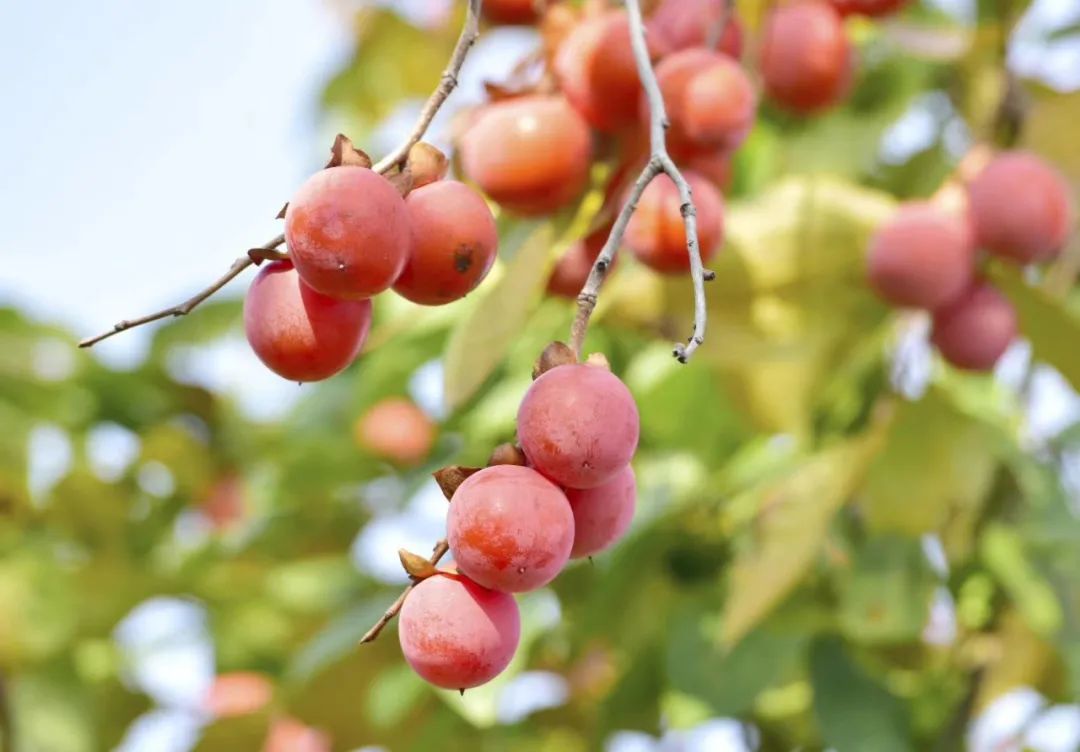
[78,235,283,348]
[80,0,484,349]
[372,0,482,174]
[706,0,735,51]
[359,539,450,644]
[570,0,708,363]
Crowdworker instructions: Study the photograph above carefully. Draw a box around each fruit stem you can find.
[360,539,451,644]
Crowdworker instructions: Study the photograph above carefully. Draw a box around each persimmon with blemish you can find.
[393,180,498,305]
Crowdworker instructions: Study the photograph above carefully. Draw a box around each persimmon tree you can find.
[2,0,1080,750]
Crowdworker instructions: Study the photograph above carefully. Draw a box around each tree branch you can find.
[570,0,709,363]
[78,235,282,348]
[359,539,450,644]
[79,0,484,349]
[373,0,482,174]
[706,0,735,51]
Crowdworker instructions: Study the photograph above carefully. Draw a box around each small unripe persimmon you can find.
[284,166,409,300]
[406,142,449,189]
[866,203,974,310]
[647,0,744,58]
[931,282,1018,371]
[354,398,436,466]
[483,0,540,25]
[518,364,639,489]
[568,465,636,558]
[967,151,1075,264]
[459,95,593,216]
[243,261,372,382]
[399,571,520,690]
[448,465,574,592]
[393,181,498,305]
[624,171,725,274]
[829,0,909,16]
[760,1,851,114]
[650,48,755,158]
[555,10,663,133]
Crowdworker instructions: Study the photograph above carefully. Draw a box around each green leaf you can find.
[991,263,1080,392]
[810,637,912,752]
[720,425,887,648]
[838,535,937,644]
[861,388,1000,543]
[322,8,462,128]
[443,224,556,412]
[667,606,806,715]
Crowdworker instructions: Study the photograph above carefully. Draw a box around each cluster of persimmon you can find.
[397,346,640,691]
[868,151,1075,370]
[243,143,498,382]
[468,0,908,297]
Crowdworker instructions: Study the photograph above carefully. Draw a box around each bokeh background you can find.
[2,0,1080,750]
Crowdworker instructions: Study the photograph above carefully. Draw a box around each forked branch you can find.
[569,0,709,363]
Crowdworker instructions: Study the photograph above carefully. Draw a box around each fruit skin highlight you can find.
[447,465,575,593]
[866,202,974,310]
[459,95,593,217]
[760,1,851,114]
[394,181,498,306]
[567,465,637,558]
[931,282,1018,371]
[243,260,372,382]
[967,151,1076,264]
[517,364,640,489]
[284,166,410,300]
[398,570,521,690]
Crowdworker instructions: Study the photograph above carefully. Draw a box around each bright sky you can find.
[0,0,350,360]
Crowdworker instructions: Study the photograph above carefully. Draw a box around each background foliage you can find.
[2,1,1080,750]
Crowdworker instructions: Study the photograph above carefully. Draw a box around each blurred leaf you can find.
[810,637,912,752]
[443,224,556,412]
[991,263,1080,392]
[981,524,1063,637]
[322,8,462,127]
[667,606,805,716]
[862,388,999,543]
[838,535,936,644]
[287,599,395,684]
[721,422,889,648]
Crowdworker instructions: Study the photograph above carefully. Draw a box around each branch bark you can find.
[569,0,709,363]
[79,0,483,349]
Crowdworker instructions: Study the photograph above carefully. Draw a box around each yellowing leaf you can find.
[721,422,889,648]
[443,224,556,411]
